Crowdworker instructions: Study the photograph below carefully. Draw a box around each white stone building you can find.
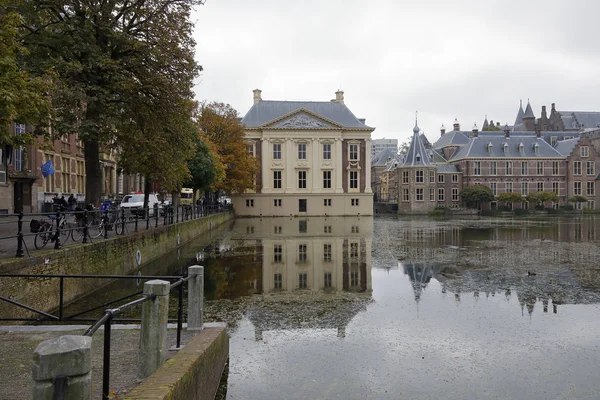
[233,89,375,217]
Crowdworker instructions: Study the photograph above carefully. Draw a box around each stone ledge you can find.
[124,327,229,400]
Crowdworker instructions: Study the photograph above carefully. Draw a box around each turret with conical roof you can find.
[514,100,525,128]
[523,99,536,131]
[482,115,489,129]
[402,118,433,167]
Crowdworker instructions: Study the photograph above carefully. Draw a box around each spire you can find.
[413,111,420,134]
[514,100,525,126]
[401,118,433,167]
[523,99,535,119]
[482,115,489,129]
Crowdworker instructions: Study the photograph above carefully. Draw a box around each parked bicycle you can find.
[31,211,70,250]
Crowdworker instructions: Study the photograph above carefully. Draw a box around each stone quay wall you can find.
[0,212,233,320]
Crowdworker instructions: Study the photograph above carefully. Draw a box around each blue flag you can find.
[40,159,55,178]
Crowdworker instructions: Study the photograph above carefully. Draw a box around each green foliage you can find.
[497,192,524,203]
[527,191,559,210]
[428,209,445,217]
[459,185,495,206]
[514,208,529,216]
[560,204,574,211]
[568,195,587,203]
[185,137,224,193]
[0,0,53,145]
[482,125,500,131]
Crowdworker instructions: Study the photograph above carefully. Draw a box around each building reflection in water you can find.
[224,216,373,339]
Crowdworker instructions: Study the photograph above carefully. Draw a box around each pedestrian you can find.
[68,194,77,211]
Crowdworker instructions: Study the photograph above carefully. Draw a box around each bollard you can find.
[32,335,92,400]
[187,265,204,331]
[15,211,24,258]
[176,206,179,223]
[146,207,150,230]
[138,280,170,380]
[82,210,89,244]
[155,204,159,228]
[135,211,139,232]
[54,208,61,249]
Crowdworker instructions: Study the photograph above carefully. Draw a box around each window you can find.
[587,182,595,196]
[274,273,282,289]
[490,161,497,176]
[298,273,307,289]
[246,226,254,234]
[402,188,409,201]
[505,162,513,175]
[521,161,528,175]
[587,161,595,176]
[273,143,282,159]
[452,188,459,201]
[581,146,589,157]
[274,245,282,263]
[429,170,435,183]
[351,225,359,233]
[430,187,435,201]
[521,182,528,196]
[274,199,282,207]
[350,242,359,259]
[299,199,307,212]
[351,271,359,287]
[537,182,544,192]
[274,226,282,234]
[574,182,582,195]
[533,143,539,154]
[506,182,513,193]
[552,182,559,194]
[44,153,55,192]
[350,170,358,189]
[324,272,332,288]
[324,244,332,262]
[552,161,559,175]
[351,198,359,206]
[550,136,558,146]
[77,160,85,194]
[503,143,509,153]
[298,244,307,263]
[438,174,445,183]
[273,170,282,189]
[246,199,254,207]
[587,200,595,209]
[246,143,254,156]
[574,161,582,175]
[323,143,331,160]
[402,171,409,184]
[0,147,6,184]
[324,225,332,233]
[298,170,307,189]
[415,170,424,183]
[438,188,445,201]
[349,143,359,160]
[14,123,25,172]
[490,182,497,196]
[298,143,307,159]
[299,220,307,233]
[451,174,458,183]
[324,199,331,207]
[416,188,424,201]
[473,161,481,175]
[61,157,70,193]
[537,162,544,175]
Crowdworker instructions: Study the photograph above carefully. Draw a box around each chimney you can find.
[472,123,479,138]
[453,118,460,131]
[504,124,510,138]
[535,128,541,138]
[334,90,344,104]
[551,103,556,111]
[440,124,446,136]
[496,122,500,127]
[541,105,547,119]
[253,89,262,104]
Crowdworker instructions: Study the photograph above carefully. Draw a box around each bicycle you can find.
[32,213,70,250]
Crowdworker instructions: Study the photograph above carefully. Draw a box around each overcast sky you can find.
[191,0,600,145]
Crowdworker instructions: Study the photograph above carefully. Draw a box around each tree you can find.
[184,136,225,199]
[569,195,587,210]
[399,141,409,155]
[0,0,52,145]
[498,192,524,204]
[18,0,203,205]
[196,102,259,194]
[460,185,495,208]
[526,191,559,209]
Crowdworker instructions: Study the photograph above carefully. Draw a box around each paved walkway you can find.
[0,324,200,400]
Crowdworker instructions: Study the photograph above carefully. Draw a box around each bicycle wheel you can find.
[34,226,50,250]
[59,221,70,245]
[89,219,104,238]
[71,222,84,242]
[115,218,125,235]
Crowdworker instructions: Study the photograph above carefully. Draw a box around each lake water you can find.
[69,215,600,399]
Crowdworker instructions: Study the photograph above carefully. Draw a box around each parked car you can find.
[119,193,160,217]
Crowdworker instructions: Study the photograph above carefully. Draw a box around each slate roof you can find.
[432,130,470,149]
[514,101,525,126]
[435,164,460,173]
[451,136,563,160]
[523,101,535,118]
[372,148,400,167]
[241,100,371,129]
[557,111,600,130]
[554,137,579,156]
[401,122,433,167]
[477,130,578,145]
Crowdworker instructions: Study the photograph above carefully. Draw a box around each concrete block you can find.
[138,279,170,380]
[187,265,204,331]
[32,335,92,381]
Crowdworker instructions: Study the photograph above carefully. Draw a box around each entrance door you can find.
[299,199,307,213]
[13,182,22,213]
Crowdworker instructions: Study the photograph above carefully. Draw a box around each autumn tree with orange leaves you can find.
[196,102,259,194]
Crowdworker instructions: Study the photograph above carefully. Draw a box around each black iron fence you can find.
[0,203,231,259]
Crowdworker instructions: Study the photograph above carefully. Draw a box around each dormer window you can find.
[533,143,540,154]
[518,142,524,153]
[416,153,421,162]
[487,142,493,153]
[503,143,509,153]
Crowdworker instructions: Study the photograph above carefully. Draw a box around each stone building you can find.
[234,89,375,217]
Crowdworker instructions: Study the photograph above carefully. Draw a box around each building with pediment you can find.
[234,89,374,217]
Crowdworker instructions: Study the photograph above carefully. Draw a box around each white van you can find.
[119,193,160,217]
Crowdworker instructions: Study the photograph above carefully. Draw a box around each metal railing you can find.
[0,203,231,259]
